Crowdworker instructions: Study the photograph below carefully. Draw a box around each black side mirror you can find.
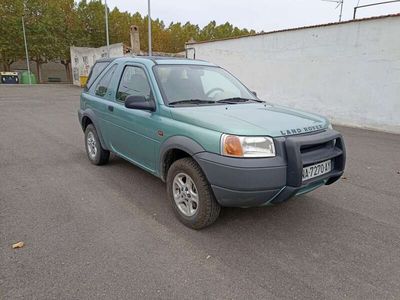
[125,95,156,111]
[251,91,257,97]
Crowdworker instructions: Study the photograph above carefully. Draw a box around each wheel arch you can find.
[159,136,205,182]
[81,116,93,131]
[79,109,108,150]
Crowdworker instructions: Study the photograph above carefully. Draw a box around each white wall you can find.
[189,15,400,134]
[70,43,124,86]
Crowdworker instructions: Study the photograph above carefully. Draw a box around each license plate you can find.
[302,160,332,182]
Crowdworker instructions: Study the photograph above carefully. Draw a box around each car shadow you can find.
[103,155,350,241]
[103,155,334,234]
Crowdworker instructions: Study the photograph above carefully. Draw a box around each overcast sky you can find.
[106,0,400,32]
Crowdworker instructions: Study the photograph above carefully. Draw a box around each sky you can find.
[106,0,400,32]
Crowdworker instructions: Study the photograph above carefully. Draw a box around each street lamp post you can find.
[104,0,110,57]
[148,0,152,56]
[21,13,31,84]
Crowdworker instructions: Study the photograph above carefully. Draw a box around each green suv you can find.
[78,56,346,229]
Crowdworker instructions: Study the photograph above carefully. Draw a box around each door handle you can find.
[108,105,114,112]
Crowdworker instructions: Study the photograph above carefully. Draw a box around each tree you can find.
[0,0,25,71]
[0,0,258,79]
[198,21,255,42]
[167,22,200,53]
[22,0,62,82]
[109,7,132,46]
[56,0,82,82]
[76,0,106,48]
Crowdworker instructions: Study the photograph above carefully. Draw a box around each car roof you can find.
[104,56,216,67]
[95,57,117,63]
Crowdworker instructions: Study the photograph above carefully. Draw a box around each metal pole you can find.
[104,0,110,58]
[148,0,152,56]
[21,15,31,85]
[321,0,345,22]
[353,0,400,19]
[339,0,344,22]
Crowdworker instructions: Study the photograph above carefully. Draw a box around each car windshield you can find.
[153,65,258,105]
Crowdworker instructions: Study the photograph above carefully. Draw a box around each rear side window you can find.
[86,61,110,89]
[95,64,117,98]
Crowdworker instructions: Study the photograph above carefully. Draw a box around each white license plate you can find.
[302,160,332,182]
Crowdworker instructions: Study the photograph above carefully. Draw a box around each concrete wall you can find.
[70,43,124,86]
[188,15,400,134]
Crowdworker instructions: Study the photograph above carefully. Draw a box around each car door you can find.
[105,64,158,172]
[85,64,118,149]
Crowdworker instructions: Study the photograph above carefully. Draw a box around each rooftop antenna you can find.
[353,0,400,19]
[323,0,344,22]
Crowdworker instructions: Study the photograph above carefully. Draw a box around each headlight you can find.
[221,134,276,158]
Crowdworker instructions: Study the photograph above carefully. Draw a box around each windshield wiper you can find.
[169,99,215,105]
[169,98,264,106]
[216,97,264,104]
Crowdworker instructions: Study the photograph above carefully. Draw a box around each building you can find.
[70,43,127,86]
[186,14,400,134]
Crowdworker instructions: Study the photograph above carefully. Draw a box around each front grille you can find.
[285,131,346,187]
[300,140,335,154]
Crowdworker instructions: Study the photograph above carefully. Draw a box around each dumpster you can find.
[0,72,19,84]
[21,71,37,84]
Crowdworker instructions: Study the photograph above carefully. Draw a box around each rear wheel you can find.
[167,157,221,229]
[84,124,110,165]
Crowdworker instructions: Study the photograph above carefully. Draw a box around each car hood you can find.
[169,103,329,137]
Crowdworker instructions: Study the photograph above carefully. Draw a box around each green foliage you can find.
[77,0,106,48]
[26,0,62,64]
[0,0,25,70]
[0,0,256,68]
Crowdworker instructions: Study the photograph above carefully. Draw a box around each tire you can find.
[166,157,221,229]
[84,124,110,165]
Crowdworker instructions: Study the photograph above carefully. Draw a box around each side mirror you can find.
[125,95,156,111]
[251,91,257,97]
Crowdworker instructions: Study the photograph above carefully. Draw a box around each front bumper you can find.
[194,129,346,207]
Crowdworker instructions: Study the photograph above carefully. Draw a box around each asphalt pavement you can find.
[1,84,399,299]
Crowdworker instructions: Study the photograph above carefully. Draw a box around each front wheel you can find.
[166,158,221,229]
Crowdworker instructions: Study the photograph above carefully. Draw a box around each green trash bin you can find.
[21,71,37,84]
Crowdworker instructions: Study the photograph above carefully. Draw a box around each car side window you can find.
[94,64,117,97]
[86,61,110,89]
[116,66,152,102]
